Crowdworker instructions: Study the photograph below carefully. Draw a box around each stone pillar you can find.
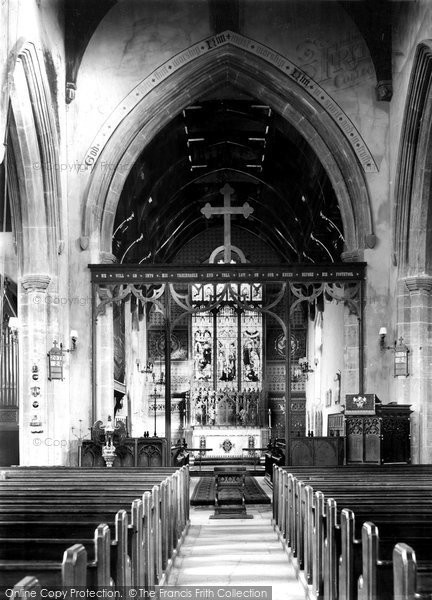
[94,252,117,424]
[94,289,114,424]
[341,251,362,396]
[344,308,360,395]
[125,298,149,437]
[19,273,52,465]
[404,276,432,463]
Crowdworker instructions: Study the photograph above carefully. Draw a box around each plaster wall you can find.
[305,301,345,436]
[320,301,344,434]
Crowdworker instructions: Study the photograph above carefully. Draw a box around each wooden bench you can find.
[0,466,190,592]
[272,465,432,600]
[392,542,432,600]
[1,468,190,588]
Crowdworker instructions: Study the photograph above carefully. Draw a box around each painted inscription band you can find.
[84,31,377,174]
[89,263,366,284]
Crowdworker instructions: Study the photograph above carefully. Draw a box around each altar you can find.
[191,426,268,459]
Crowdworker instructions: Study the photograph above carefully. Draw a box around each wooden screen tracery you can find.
[90,263,366,464]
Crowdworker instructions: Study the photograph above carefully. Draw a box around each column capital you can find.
[341,249,364,263]
[21,274,51,293]
[99,252,117,264]
[405,275,432,293]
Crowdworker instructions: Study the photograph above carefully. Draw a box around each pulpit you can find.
[345,402,411,464]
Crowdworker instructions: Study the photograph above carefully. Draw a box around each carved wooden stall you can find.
[290,435,344,465]
[81,437,168,467]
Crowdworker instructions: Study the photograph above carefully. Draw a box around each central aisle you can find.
[167,492,305,600]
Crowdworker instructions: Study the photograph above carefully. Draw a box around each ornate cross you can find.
[201,183,254,262]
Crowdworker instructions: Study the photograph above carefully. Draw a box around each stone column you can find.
[344,309,360,395]
[94,289,114,425]
[404,276,432,463]
[19,273,52,465]
[341,251,362,396]
[125,297,149,437]
[94,252,116,424]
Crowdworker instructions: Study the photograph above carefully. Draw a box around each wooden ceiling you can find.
[113,95,345,264]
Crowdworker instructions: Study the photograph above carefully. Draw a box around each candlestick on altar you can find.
[268,408,272,429]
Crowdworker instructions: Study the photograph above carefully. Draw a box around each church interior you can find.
[2,0,432,597]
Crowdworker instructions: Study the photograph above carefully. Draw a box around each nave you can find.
[166,478,304,600]
[2,464,432,600]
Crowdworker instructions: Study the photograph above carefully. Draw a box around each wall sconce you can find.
[379,327,395,351]
[145,361,154,374]
[70,330,78,351]
[299,357,314,374]
[137,360,154,381]
[8,317,19,340]
[61,330,78,353]
[379,326,387,350]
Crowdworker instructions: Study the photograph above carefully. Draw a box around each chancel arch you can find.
[80,30,375,467]
[81,38,374,260]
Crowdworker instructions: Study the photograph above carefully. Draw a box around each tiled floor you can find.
[167,478,306,600]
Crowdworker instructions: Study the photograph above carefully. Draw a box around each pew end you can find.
[62,544,87,587]
[11,576,41,598]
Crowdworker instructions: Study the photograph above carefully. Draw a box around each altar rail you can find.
[272,465,432,599]
[1,466,189,592]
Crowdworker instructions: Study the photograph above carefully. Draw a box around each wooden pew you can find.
[0,526,111,590]
[356,525,432,600]
[272,465,432,600]
[392,542,432,600]
[2,493,180,591]
[0,467,190,592]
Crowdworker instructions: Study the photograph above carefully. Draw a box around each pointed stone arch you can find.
[8,41,63,275]
[6,41,66,465]
[81,35,375,259]
[394,41,432,276]
[392,41,432,463]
